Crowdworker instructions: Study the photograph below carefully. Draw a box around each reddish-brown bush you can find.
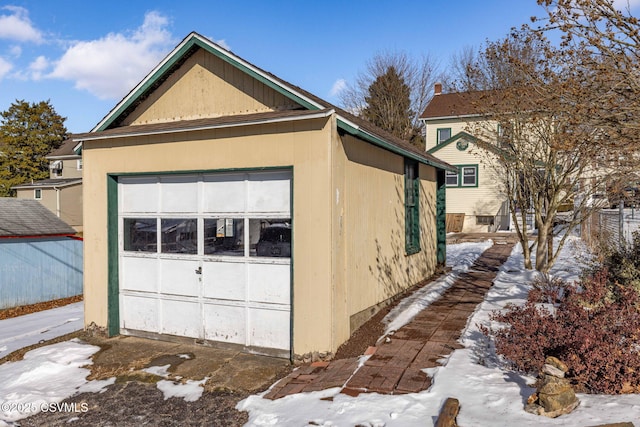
[483,269,640,394]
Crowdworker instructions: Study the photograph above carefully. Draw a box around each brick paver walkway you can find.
[265,242,514,399]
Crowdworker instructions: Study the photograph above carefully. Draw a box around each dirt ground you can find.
[10,275,440,426]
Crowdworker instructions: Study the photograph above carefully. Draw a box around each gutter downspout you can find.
[53,186,60,217]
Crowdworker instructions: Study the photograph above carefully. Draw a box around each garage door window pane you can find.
[124,218,157,252]
[161,218,197,254]
[250,219,291,258]
[204,218,244,256]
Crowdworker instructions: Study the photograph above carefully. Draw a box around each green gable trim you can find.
[337,118,455,172]
[427,131,477,155]
[96,34,321,131]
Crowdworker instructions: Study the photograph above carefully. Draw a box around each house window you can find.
[461,166,478,187]
[34,189,41,199]
[446,165,478,188]
[445,170,458,187]
[404,158,420,255]
[497,123,512,149]
[437,128,451,144]
[50,160,63,177]
[476,215,495,225]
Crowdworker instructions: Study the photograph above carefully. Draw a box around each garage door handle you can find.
[195,266,202,275]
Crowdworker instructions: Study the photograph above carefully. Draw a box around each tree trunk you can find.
[535,223,549,272]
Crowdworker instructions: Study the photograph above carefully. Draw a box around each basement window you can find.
[476,216,495,226]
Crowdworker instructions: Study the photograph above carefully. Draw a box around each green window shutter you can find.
[436,170,446,265]
[405,159,420,255]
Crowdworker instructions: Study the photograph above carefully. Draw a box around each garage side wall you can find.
[83,117,334,355]
[333,134,438,345]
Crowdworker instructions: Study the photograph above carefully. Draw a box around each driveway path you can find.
[265,242,514,399]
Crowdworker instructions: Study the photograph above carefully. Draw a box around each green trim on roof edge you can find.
[337,118,455,172]
[427,131,477,155]
[96,34,320,131]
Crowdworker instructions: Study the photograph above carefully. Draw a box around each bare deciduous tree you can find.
[339,51,439,147]
[461,31,611,272]
[535,0,640,195]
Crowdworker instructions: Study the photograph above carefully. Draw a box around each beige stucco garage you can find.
[76,32,453,359]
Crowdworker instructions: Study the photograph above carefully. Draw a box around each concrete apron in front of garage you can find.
[81,334,290,394]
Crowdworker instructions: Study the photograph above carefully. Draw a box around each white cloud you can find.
[48,11,175,100]
[206,36,230,51]
[0,6,42,43]
[9,45,21,57]
[0,57,13,80]
[329,78,347,97]
[28,55,49,80]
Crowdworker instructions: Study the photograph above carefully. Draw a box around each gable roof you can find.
[427,131,478,154]
[420,91,490,120]
[84,32,454,172]
[48,138,82,159]
[0,199,76,237]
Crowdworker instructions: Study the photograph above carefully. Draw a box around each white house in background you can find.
[420,84,511,233]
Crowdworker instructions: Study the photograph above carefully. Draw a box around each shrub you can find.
[483,269,640,394]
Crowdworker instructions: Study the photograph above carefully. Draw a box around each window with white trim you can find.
[446,165,478,188]
[461,166,478,186]
[445,170,458,187]
[34,189,42,199]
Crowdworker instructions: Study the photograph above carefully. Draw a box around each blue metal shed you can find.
[0,198,82,309]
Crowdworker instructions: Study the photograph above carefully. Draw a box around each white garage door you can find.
[118,171,292,357]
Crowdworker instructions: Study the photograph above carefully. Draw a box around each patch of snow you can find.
[142,363,206,402]
[156,378,207,402]
[142,364,170,377]
[0,302,83,359]
[0,339,111,424]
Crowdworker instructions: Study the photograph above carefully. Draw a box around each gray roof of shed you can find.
[0,198,76,237]
[12,178,82,190]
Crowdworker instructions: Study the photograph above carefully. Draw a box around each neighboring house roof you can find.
[77,32,454,172]
[11,178,82,190]
[420,91,489,120]
[0,198,76,237]
[47,138,82,159]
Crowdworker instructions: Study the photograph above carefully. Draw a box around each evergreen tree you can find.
[0,100,67,196]
[361,66,421,145]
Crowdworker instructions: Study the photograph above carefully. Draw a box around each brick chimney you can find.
[434,82,442,95]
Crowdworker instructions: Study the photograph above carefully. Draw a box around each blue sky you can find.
[0,1,636,133]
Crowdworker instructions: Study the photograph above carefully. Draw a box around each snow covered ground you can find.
[0,302,83,360]
[239,236,640,426]
[2,237,640,426]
